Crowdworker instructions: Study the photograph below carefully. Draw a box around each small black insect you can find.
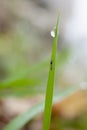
[50,60,53,70]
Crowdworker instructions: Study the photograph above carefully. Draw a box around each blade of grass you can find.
[42,18,59,130]
[4,86,79,130]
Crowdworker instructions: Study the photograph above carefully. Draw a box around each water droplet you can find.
[50,27,55,38]
[80,82,87,90]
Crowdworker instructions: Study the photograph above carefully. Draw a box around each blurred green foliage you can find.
[0,31,69,97]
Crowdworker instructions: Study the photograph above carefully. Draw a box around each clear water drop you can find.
[50,27,55,38]
[80,82,87,90]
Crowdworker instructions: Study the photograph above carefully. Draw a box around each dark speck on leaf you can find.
[50,60,53,70]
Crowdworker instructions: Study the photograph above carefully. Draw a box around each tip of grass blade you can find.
[42,17,60,130]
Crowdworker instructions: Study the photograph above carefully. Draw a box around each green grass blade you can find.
[4,86,79,130]
[42,18,59,130]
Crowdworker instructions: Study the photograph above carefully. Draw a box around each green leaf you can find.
[42,17,59,130]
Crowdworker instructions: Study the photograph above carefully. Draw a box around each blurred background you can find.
[0,0,87,129]
[0,0,87,92]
